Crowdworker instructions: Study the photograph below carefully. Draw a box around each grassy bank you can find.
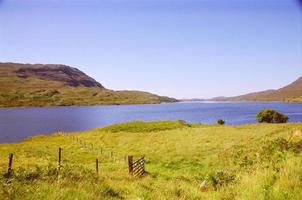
[289,97,302,102]
[0,87,177,107]
[0,121,302,199]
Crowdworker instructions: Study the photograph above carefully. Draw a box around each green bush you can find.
[217,119,225,125]
[256,109,289,123]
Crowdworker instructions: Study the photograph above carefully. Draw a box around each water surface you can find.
[0,102,302,143]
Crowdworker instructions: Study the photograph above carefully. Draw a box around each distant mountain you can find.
[179,98,206,102]
[209,96,229,101]
[0,62,177,107]
[211,75,302,102]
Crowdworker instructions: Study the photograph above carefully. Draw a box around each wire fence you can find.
[2,132,146,180]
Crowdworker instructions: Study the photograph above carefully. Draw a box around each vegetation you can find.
[289,96,302,102]
[0,63,177,107]
[212,76,302,102]
[1,121,302,199]
[101,120,191,133]
[256,109,289,123]
[217,119,225,125]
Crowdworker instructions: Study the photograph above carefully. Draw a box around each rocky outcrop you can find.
[13,63,104,88]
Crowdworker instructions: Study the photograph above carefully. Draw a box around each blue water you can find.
[0,102,302,143]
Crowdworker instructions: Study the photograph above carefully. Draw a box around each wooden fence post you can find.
[58,147,62,170]
[96,158,99,173]
[128,155,133,175]
[7,153,13,177]
[142,155,145,173]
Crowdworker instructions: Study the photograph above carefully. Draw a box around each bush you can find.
[217,119,225,125]
[207,169,236,190]
[256,109,289,123]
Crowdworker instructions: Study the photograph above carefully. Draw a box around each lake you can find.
[0,102,302,143]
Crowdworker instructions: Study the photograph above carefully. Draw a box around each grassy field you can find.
[0,121,302,200]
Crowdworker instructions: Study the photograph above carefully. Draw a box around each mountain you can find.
[14,63,104,88]
[179,98,206,102]
[212,75,302,102]
[0,62,177,107]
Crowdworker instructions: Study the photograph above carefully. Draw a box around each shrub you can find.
[217,119,225,125]
[207,169,236,190]
[178,119,192,127]
[256,109,289,123]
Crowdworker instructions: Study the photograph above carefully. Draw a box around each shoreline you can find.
[2,100,302,109]
[1,121,302,145]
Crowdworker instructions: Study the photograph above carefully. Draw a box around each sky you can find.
[0,0,301,99]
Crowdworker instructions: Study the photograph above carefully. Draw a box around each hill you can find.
[0,121,301,199]
[212,75,302,102]
[0,62,177,107]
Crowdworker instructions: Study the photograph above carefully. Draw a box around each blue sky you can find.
[0,0,301,99]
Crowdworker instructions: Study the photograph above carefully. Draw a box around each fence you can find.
[60,132,116,160]
[3,131,148,179]
[4,148,101,178]
[128,155,145,177]
[4,146,146,179]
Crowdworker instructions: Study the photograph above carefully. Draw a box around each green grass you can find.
[0,121,302,199]
[100,120,192,133]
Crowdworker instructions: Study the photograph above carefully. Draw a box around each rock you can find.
[199,180,207,191]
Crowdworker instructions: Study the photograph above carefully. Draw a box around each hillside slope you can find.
[214,75,302,102]
[0,62,177,107]
[0,121,301,199]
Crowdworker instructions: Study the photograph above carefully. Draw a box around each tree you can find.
[217,119,225,125]
[256,109,289,123]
